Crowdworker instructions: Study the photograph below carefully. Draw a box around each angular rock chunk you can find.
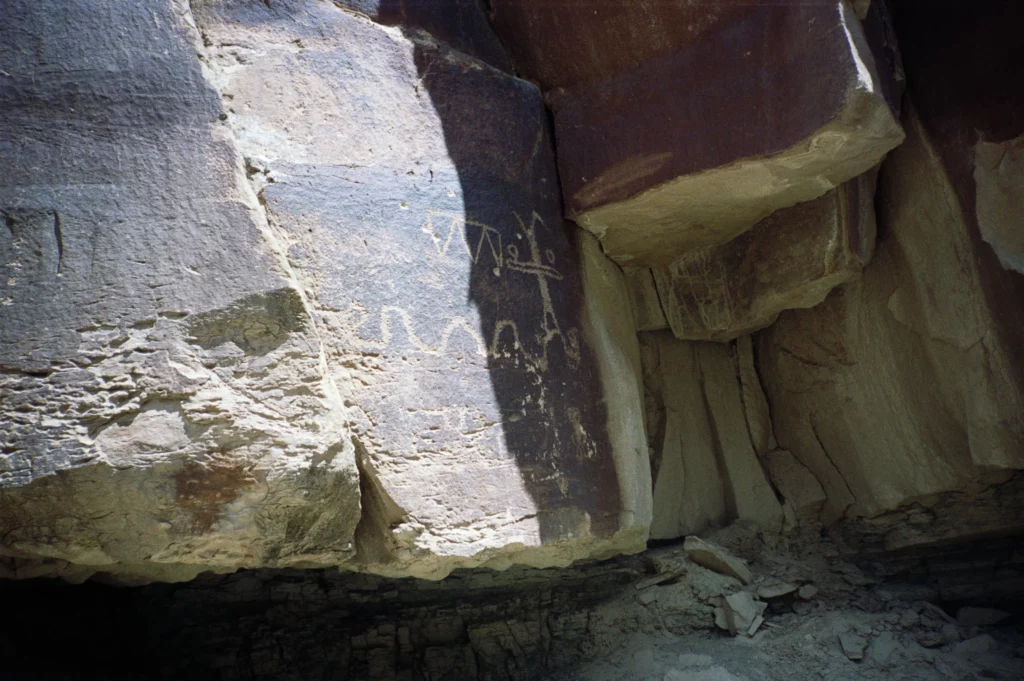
[629,174,877,341]
[683,536,753,585]
[192,1,651,579]
[722,592,768,636]
[839,632,868,661]
[552,1,904,266]
[975,134,1024,274]
[0,0,360,581]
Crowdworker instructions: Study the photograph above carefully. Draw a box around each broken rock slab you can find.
[632,174,877,341]
[684,537,753,585]
[551,1,903,266]
[191,0,652,579]
[717,591,768,636]
[0,0,361,583]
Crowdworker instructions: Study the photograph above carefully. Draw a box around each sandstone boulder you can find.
[626,174,877,341]
[0,0,360,583]
[551,1,904,265]
[756,0,1024,540]
[191,0,652,579]
[0,0,652,582]
[757,104,1024,532]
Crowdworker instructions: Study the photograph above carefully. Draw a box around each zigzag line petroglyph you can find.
[347,210,583,368]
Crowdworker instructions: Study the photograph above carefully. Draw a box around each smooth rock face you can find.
[641,332,783,540]
[490,0,759,92]
[756,0,1024,537]
[0,0,360,582]
[191,0,651,578]
[552,1,904,266]
[0,0,651,582]
[975,134,1024,274]
[628,174,877,341]
[757,102,1024,529]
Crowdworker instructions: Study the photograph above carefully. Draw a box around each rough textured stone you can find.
[190,0,651,579]
[0,0,360,582]
[0,0,652,582]
[759,104,1024,528]
[628,174,877,341]
[334,0,514,72]
[641,332,783,540]
[551,1,904,266]
[756,0,1024,534]
[764,450,828,520]
[975,134,1024,274]
[683,536,753,585]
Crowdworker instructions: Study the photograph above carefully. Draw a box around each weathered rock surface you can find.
[491,0,758,93]
[975,134,1024,274]
[551,1,903,266]
[189,0,652,578]
[683,537,752,585]
[626,174,877,341]
[756,0,1024,536]
[0,0,652,582]
[642,333,783,540]
[0,0,361,583]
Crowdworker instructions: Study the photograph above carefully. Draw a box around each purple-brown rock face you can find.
[495,1,903,267]
[0,0,651,582]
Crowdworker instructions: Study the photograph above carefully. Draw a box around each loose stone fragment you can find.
[798,584,819,601]
[839,632,868,661]
[684,537,754,585]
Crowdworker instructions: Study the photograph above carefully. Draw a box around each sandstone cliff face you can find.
[1,0,1021,584]
[0,0,649,582]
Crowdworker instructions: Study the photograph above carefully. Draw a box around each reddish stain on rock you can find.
[174,457,258,533]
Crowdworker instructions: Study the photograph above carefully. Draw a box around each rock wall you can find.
[1,0,1022,584]
[0,0,649,582]
[754,0,1024,545]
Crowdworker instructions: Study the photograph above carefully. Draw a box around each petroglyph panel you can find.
[192,1,650,577]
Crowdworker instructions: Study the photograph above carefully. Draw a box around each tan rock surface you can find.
[641,333,783,540]
[0,0,653,582]
[191,0,652,579]
[757,102,1024,528]
[626,173,877,342]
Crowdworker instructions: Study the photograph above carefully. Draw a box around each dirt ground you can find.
[543,526,1024,681]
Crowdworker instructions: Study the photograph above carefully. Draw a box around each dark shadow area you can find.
[0,556,646,681]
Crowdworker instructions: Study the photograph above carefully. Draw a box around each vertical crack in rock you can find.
[697,362,737,521]
[52,212,64,276]
[352,437,406,566]
[809,416,857,522]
